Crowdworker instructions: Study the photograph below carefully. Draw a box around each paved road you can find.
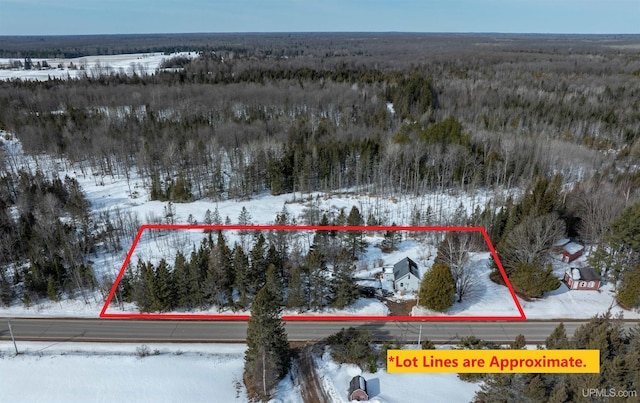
[1,318,638,343]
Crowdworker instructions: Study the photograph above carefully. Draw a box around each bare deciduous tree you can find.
[436,232,476,302]
[500,213,566,271]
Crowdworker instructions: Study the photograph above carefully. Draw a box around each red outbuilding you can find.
[563,267,601,290]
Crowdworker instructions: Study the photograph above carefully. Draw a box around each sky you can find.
[0,0,638,36]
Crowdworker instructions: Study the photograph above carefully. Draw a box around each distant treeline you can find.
[1,32,639,59]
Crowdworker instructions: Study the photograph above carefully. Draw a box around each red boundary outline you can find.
[100,225,526,321]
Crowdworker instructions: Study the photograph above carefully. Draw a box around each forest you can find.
[1,33,640,401]
[1,34,640,310]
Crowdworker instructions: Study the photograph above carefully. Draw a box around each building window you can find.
[399,283,403,288]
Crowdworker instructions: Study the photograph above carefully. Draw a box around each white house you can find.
[383,257,421,293]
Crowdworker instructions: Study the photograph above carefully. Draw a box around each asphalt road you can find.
[1,318,638,344]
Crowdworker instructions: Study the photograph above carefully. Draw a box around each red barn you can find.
[563,268,601,290]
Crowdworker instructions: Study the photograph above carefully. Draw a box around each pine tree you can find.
[173,251,191,309]
[233,244,250,309]
[286,266,305,312]
[265,264,284,309]
[170,171,192,202]
[380,222,402,252]
[331,256,359,309]
[47,276,59,302]
[0,269,15,307]
[203,209,213,233]
[135,259,155,312]
[345,206,366,259]
[204,232,233,310]
[238,207,253,249]
[509,262,560,298]
[249,232,268,296]
[418,262,455,312]
[305,249,327,310]
[244,285,291,401]
[546,322,569,349]
[153,258,175,311]
[617,264,640,308]
[188,248,205,308]
[238,206,252,227]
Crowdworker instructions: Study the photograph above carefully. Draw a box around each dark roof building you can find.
[348,375,368,401]
[563,267,602,290]
[393,257,419,279]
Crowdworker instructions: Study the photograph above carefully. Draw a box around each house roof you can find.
[393,257,419,280]
[576,267,601,282]
[563,242,584,255]
[348,375,367,394]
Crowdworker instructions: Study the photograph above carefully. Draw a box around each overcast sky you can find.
[0,0,638,36]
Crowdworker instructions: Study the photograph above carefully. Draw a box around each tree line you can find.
[0,168,96,306]
[114,207,369,314]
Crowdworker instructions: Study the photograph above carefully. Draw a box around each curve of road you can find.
[1,318,638,344]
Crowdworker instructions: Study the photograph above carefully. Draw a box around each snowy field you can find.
[0,132,639,320]
[0,342,249,403]
[0,52,196,81]
[314,345,480,403]
[0,342,480,403]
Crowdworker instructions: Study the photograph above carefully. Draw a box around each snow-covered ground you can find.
[0,132,638,320]
[0,342,249,403]
[0,341,480,403]
[315,345,480,403]
[0,52,196,81]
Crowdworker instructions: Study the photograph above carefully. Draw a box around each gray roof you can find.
[575,267,601,282]
[393,257,419,280]
[349,376,367,394]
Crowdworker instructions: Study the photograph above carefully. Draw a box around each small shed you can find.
[563,267,601,290]
[348,375,368,401]
[554,239,585,263]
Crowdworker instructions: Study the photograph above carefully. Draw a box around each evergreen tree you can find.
[265,264,284,309]
[173,251,191,309]
[238,206,252,227]
[592,200,640,297]
[153,258,175,311]
[617,264,640,308]
[0,270,15,307]
[331,257,359,309]
[345,206,366,259]
[204,232,233,310]
[135,259,155,312]
[244,285,291,401]
[233,244,250,309]
[418,262,455,312]
[545,322,569,349]
[249,232,268,296]
[47,276,59,302]
[238,207,253,249]
[188,248,206,308]
[203,209,213,233]
[212,207,222,225]
[380,222,402,252]
[509,262,560,298]
[169,171,192,202]
[286,266,305,312]
[305,249,327,310]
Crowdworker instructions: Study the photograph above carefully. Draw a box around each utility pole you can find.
[8,320,19,355]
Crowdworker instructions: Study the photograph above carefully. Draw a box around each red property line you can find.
[100,225,526,321]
